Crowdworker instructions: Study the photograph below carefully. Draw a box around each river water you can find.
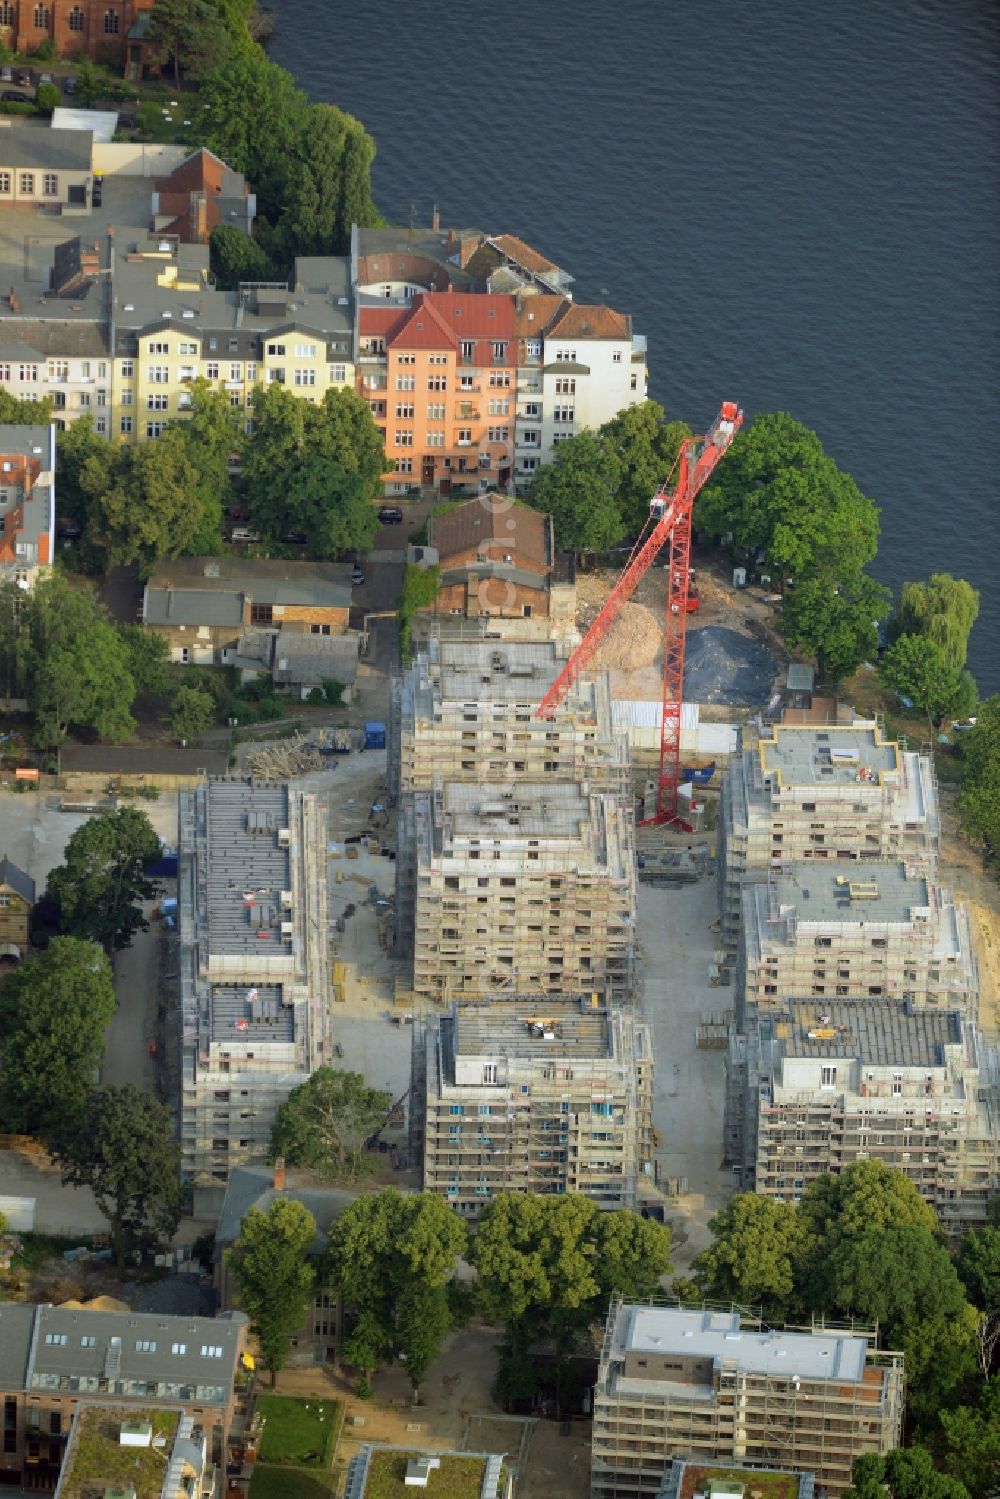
[269,0,999,691]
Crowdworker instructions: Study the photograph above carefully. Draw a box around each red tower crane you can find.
[536,401,743,827]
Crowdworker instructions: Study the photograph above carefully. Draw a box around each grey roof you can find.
[0,423,51,459]
[272,633,359,687]
[0,319,109,358]
[774,861,928,924]
[0,121,93,172]
[210,981,293,1044]
[0,855,35,905]
[60,745,229,775]
[761,725,899,787]
[785,663,816,692]
[623,1306,867,1384]
[146,557,353,611]
[203,781,292,959]
[452,996,613,1060]
[26,1305,243,1401]
[144,587,245,628]
[774,1000,963,1066]
[0,1303,34,1387]
[215,1165,355,1250]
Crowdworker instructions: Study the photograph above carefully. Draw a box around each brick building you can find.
[0,1,157,72]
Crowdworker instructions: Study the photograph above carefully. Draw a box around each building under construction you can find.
[402,779,636,1004]
[737,861,979,1025]
[178,779,331,1206]
[718,724,940,957]
[591,1302,904,1499]
[725,999,1000,1234]
[411,994,653,1216]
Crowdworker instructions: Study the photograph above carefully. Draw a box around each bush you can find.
[0,101,36,115]
[306,687,325,705]
[30,37,57,60]
[322,678,344,706]
[35,82,60,114]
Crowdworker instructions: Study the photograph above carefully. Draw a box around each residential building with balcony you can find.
[725,999,1000,1234]
[718,723,940,956]
[591,1303,903,1499]
[413,994,654,1217]
[737,861,979,1025]
[0,1302,253,1494]
[0,421,54,588]
[177,779,331,1210]
[357,291,517,496]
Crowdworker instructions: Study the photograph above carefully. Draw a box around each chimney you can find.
[272,1156,286,1191]
[431,202,440,232]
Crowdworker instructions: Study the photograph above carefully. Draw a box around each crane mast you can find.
[536,401,743,827]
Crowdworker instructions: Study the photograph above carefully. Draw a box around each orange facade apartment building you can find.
[358,292,516,496]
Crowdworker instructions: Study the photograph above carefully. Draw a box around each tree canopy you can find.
[149,0,231,85]
[46,807,162,951]
[845,1449,970,1499]
[170,685,215,745]
[599,405,692,538]
[957,695,1000,860]
[270,1068,390,1182]
[279,104,377,258]
[0,939,115,1139]
[229,1199,317,1381]
[19,574,137,747]
[526,430,623,555]
[692,1194,809,1319]
[82,428,207,574]
[781,571,890,683]
[880,633,977,728]
[210,223,277,289]
[891,574,980,671]
[53,1086,184,1269]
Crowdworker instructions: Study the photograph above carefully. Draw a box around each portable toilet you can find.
[364,721,386,750]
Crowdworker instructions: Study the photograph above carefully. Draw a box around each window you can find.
[293,368,315,386]
[44,1334,68,1346]
[0,172,9,195]
[556,348,577,361]
[821,1065,838,1089]
[266,343,286,357]
[488,371,510,388]
[170,1342,187,1355]
[394,431,413,447]
[43,173,58,197]
[457,428,472,445]
[395,374,415,391]
[492,340,507,360]
[521,429,540,447]
[200,1345,224,1359]
[120,359,134,378]
[426,430,444,447]
[293,343,316,358]
[19,173,34,196]
[120,416,133,435]
[135,1340,157,1353]
[487,426,509,442]
[630,373,638,390]
[121,390,133,407]
[68,3,84,28]
[147,366,168,383]
[310,623,331,636]
[395,403,414,419]
[78,391,91,408]
[613,349,623,362]
[488,398,509,415]
[427,376,446,392]
[34,4,51,24]
[396,352,415,366]
[555,378,575,394]
[250,603,273,625]
[524,338,541,358]
[425,402,445,420]
[96,388,106,406]
[428,353,447,366]
[146,393,168,410]
[330,363,346,382]
[19,364,38,382]
[80,1335,96,1347]
[95,417,107,435]
[145,421,165,438]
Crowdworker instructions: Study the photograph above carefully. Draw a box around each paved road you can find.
[103,908,162,1094]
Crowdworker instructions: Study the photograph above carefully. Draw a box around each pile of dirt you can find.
[590,602,662,672]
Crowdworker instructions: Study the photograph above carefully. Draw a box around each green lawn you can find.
[256,1396,338,1467]
[250,1466,337,1499]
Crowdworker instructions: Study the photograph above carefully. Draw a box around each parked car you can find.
[15,71,31,88]
[0,67,13,83]
[282,530,307,545]
[378,506,404,524]
[230,527,261,543]
[63,75,78,95]
[38,72,53,87]
[56,522,82,541]
[1,91,30,102]
[351,564,365,585]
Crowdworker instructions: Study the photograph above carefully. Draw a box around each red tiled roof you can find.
[359,306,410,337]
[154,147,228,198]
[514,294,567,339]
[429,494,549,571]
[391,297,460,350]
[547,302,631,340]
[356,252,454,292]
[420,291,516,338]
[489,234,559,275]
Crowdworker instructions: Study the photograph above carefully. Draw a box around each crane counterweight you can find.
[536,401,744,827]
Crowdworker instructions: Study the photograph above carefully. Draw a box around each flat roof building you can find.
[405,780,635,1004]
[725,999,1000,1234]
[718,724,939,957]
[55,1405,214,1499]
[738,861,979,1025]
[0,1304,251,1494]
[412,994,653,1216]
[658,1460,814,1499]
[592,1303,903,1499]
[345,1444,511,1499]
[178,780,331,1206]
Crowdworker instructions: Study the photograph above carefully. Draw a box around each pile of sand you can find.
[590,603,662,672]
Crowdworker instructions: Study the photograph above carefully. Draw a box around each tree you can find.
[83,429,205,573]
[957,695,1000,858]
[170,379,245,552]
[74,59,103,108]
[880,634,977,728]
[46,807,162,952]
[270,1068,390,1182]
[939,1379,1000,1496]
[119,625,170,698]
[0,939,115,1139]
[781,571,890,682]
[20,574,136,746]
[526,430,623,555]
[200,50,309,226]
[210,223,276,289]
[229,1199,316,1382]
[599,402,692,537]
[957,1226,1000,1311]
[149,0,231,85]
[56,416,113,529]
[335,125,379,246]
[845,1449,971,1499]
[278,105,377,257]
[170,685,215,744]
[325,1190,467,1389]
[892,574,980,671]
[692,1194,808,1319]
[697,412,880,588]
[254,458,379,558]
[35,81,60,114]
[0,389,52,424]
[52,1086,184,1269]
[473,1194,671,1351]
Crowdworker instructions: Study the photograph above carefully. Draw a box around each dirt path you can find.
[937,785,1000,1037]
